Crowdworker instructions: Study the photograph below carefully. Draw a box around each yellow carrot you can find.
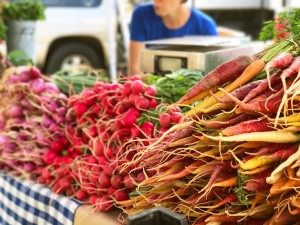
[231,151,276,171]
[179,85,219,105]
[203,131,300,143]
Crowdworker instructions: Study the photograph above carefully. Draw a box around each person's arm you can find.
[128,40,145,76]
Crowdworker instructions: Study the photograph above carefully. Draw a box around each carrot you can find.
[204,193,237,211]
[219,86,286,114]
[240,164,272,175]
[221,118,273,136]
[205,214,243,223]
[243,170,272,192]
[199,102,234,114]
[249,143,294,156]
[204,130,300,143]
[177,55,253,104]
[184,58,265,117]
[197,113,253,130]
[157,160,205,181]
[266,147,297,160]
[179,85,219,105]
[213,79,262,103]
[267,144,300,184]
[243,69,282,103]
[265,52,293,90]
[281,56,300,94]
[279,178,300,192]
[231,152,276,171]
[269,177,288,195]
[199,162,232,193]
[236,141,269,149]
[212,176,237,188]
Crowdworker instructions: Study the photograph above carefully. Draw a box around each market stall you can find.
[0,6,300,225]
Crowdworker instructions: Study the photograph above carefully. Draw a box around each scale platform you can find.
[141,35,255,75]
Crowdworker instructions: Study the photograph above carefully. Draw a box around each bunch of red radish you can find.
[0,66,73,180]
[64,76,183,211]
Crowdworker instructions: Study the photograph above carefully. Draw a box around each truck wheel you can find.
[44,42,104,75]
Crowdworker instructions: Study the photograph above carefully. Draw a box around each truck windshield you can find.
[40,0,102,7]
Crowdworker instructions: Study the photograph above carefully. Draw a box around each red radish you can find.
[128,93,142,105]
[122,82,132,96]
[137,172,146,182]
[43,151,57,165]
[29,78,46,94]
[102,164,114,176]
[41,169,52,179]
[103,146,114,159]
[122,111,138,127]
[30,66,41,78]
[113,189,129,201]
[75,189,88,201]
[89,173,99,183]
[95,196,114,212]
[144,85,156,97]
[131,80,144,94]
[73,102,89,117]
[59,177,72,189]
[89,194,99,205]
[140,121,155,137]
[108,187,116,195]
[110,175,124,189]
[134,96,150,110]
[149,98,158,109]
[98,173,111,188]
[10,104,23,118]
[123,174,137,190]
[171,112,182,124]
[82,88,96,106]
[52,183,63,194]
[168,106,181,114]
[131,125,141,138]
[50,141,64,154]
[159,113,172,128]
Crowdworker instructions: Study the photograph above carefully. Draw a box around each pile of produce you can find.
[0,66,73,180]
[1,8,300,225]
[115,9,300,225]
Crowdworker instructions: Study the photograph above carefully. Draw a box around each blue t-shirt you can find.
[130,2,218,42]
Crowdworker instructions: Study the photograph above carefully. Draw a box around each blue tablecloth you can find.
[0,173,80,225]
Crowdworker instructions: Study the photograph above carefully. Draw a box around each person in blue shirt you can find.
[128,0,218,76]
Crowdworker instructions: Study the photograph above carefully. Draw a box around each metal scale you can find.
[141,35,255,75]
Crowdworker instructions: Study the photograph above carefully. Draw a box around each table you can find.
[0,173,121,225]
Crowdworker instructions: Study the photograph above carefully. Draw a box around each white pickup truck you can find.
[35,0,132,75]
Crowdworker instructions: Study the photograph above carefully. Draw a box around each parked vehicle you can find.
[34,0,119,74]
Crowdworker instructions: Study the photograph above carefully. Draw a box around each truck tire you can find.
[44,42,104,75]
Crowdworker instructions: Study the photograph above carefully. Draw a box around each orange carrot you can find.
[157,160,205,181]
[269,177,289,195]
[177,55,253,104]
